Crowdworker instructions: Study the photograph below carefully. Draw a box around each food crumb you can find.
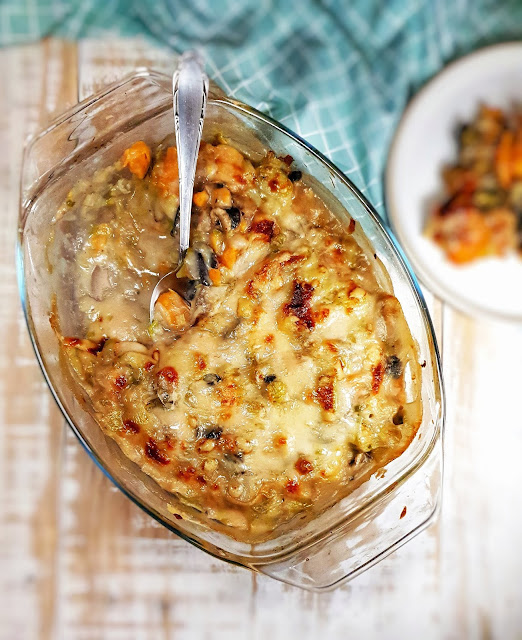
[400,506,407,519]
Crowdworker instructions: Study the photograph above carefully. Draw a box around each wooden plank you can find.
[77,36,174,97]
[437,306,522,638]
[0,39,78,640]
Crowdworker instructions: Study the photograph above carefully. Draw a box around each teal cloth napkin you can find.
[3,0,522,215]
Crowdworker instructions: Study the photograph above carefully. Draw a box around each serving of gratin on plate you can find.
[387,42,522,321]
[425,103,522,265]
[19,70,443,590]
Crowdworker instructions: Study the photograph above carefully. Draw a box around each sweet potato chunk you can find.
[151,147,179,196]
[154,289,190,331]
[121,141,151,179]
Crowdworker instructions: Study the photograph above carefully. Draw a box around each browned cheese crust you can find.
[49,140,422,542]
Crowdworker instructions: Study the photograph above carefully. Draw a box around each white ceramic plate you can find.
[386,42,522,321]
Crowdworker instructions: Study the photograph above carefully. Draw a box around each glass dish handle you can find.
[254,438,442,591]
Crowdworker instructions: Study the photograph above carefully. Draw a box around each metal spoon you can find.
[149,51,209,322]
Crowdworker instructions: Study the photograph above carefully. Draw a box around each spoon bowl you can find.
[149,272,196,321]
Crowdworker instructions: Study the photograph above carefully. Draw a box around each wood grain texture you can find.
[1,36,521,640]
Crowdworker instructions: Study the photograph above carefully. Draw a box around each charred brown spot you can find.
[87,337,107,354]
[177,466,196,481]
[196,475,207,485]
[371,362,384,394]
[281,154,294,166]
[313,308,330,323]
[268,178,279,192]
[281,254,305,267]
[144,361,155,372]
[265,334,274,344]
[256,262,271,282]
[274,436,287,447]
[114,375,128,389]
[164,434,176,449]
[347,281,357,296]
[122,419,140,434]
[295,457,313,475]
[331,247,345,263]
[400,506,407,519]
[348,218,356,234]
[250,218,276,241]
[63,337,81,347]
[314,376,334,411]
[284,280,315,329]
[195,353,207,371]
[325,341,338,354]
[246,280,258,299]
[286,478,299,494]
[145,438,170,465]
[157,366,178,387]
[217,382,240,407]
[173,513,183,520]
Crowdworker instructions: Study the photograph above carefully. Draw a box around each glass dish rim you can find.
[17,68,445,566]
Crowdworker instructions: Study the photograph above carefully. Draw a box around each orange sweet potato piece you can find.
[151,147,179,196]
[208,268,222,285]
[193,190,209,207]
[221,246,238,269]
[155,289,190,331]
[121,141,151,179]
[433,208,491,264]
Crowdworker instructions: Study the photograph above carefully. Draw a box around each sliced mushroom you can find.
[226,207,241,229]
[203,373,222,386]
[197,251,212,286]
[210,207,233,233]
[90,265,112,301]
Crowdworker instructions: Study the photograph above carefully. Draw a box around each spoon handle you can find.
[172,51,209,258]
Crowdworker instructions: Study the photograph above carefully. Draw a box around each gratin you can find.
[49,139,422,542]
[426,104,522,263]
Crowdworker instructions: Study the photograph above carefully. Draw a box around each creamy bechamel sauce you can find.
[49,140,422,542]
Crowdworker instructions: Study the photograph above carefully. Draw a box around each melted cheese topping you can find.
[50,141,422,542]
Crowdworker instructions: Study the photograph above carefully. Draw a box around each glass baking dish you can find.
[18,69,444,591]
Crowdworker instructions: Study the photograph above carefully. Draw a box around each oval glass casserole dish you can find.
[18,70,444,591]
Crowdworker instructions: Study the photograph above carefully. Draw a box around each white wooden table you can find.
[2,37,522,640]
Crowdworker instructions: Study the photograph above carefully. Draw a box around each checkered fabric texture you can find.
[2,0,522,216]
